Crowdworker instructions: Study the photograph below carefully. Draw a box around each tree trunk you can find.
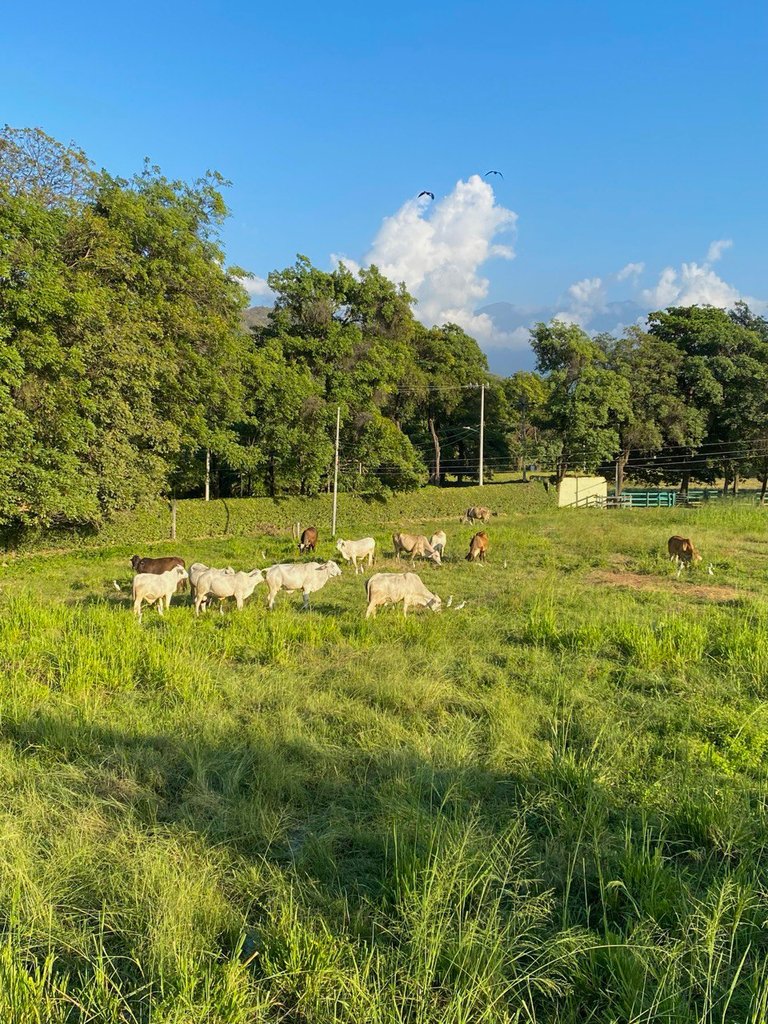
[616,450,629,497]
[268,458,276,498]
[732,472,738,496]
[760,461,768,503]
[428,418,441,485]
[679,470,690,498]
[556,458,567,488]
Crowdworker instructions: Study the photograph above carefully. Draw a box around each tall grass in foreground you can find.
[0,504,767,1020]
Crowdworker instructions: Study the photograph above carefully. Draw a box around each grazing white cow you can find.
[392,532,441,565]
[429,531,447,558]
[365,572,442,619]
[194,568,264,616]
[336,537,376,573]
[188,562,235,600]
[265,560,343,610]
[132,565,189,622]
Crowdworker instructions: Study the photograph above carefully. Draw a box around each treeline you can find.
[2,126,767,533]
[527,308,768,497]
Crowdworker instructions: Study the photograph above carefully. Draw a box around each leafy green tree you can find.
[502,371,550,479]
[0,125,95,207]
[531,321,631,486]
[0,132,249,528]
[404,323,489,484]
[647,305,768,493]
[600,327,706,494]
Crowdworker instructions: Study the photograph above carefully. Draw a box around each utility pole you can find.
[520,396,528,483]
[205,449,211,502]
[331,406,341,537]
[478,383,485,486]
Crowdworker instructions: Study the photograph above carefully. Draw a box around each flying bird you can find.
[417,191,435,200]
[484,170,503,179]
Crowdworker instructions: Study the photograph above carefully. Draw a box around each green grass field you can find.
[1,491,767,1022]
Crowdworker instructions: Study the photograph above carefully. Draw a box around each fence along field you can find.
[0,489,768,1022]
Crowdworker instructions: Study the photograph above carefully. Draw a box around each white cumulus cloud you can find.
[706,239,733,263]
[237,274,273,300]
[337,175,517,347]
[616,261,645,281]
[642,261,742,309]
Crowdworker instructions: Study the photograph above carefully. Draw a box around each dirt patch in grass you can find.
[587,569,742,602]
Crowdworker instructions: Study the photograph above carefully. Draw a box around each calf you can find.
[668,535,702,574]
[299,527,318,554]
[336,537,376,574]
[130,554,187,591]
[365,572,442,618]
[132,565,189,622]
[466,531,489,563]
[429,531,447,558]
[392,532,441,565]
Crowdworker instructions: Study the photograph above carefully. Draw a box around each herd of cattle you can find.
[127,505,706,622]
[128,505,494,622]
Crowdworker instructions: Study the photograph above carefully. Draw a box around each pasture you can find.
[1,494,767,1022]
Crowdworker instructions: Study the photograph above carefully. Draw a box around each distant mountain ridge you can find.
[242,305,272,331]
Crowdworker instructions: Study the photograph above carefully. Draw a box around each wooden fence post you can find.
[170,499,177,541]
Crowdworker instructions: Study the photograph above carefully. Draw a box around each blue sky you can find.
[3,0,766,369]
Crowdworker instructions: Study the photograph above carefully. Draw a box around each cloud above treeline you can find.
[244,178,763,367]
[333,175,517,346]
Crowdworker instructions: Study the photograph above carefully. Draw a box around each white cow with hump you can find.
[194,568,264,615]
[133,565,189,622]
[265,560,342,610]
[336,536,376,574]
[188,562,235,601]
[365,572,442,618]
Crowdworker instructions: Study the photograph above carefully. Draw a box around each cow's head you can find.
[429,549,442,565]
[130,555,142,571]
[174,566,189,580]
[321,560,343,578]
[427,595,442,612]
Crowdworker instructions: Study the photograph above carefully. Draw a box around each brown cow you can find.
[667,535,702,569]
[130,554,187,591]
[466,531,489,562]
[299,526,318,554]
